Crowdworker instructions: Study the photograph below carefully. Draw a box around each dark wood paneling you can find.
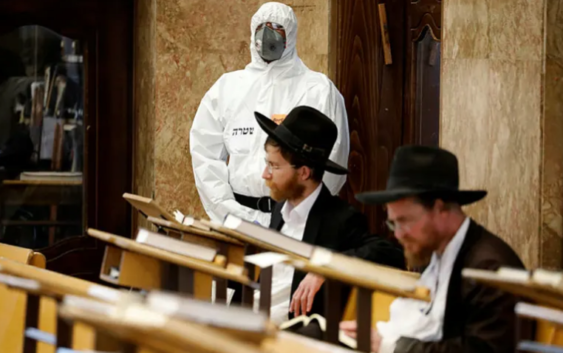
[410,0,441,38]
[96,0,133,236]
[0,0,133,282]
[332,0,406,235]
[0,1,98,38]
[403,0,442,146]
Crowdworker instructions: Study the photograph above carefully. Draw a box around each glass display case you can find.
[0,0,133,282]
[0,26,85,249]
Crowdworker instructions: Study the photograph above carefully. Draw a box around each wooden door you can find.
[403,0,442,146]
[332,0,441,235]
[331,0,407,235]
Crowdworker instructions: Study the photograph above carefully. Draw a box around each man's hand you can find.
[289,273,325,316]
[340,320,358,339]
[340,321,383,353]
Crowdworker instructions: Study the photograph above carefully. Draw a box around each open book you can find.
[279,314,357,349]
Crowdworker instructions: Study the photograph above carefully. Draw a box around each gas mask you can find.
[255,26,286,62]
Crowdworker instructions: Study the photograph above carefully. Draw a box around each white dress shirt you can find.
[254,183,323,325]
[377,217,471,353]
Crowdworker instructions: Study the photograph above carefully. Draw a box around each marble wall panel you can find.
[441,58,542,268]
[133,0,157,230]
[487,0,543,60]
[442,0,543,60]
[441,0,555,268]
[442,0,490,59]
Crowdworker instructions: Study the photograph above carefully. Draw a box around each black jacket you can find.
[396,220,525,353]
[269,184,405,317]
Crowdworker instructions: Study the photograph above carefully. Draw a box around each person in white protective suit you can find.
[190,2,350,227]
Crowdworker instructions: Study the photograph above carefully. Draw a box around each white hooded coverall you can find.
[190,2,350,226]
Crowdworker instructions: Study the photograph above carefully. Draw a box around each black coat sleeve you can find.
[339,211,406,270]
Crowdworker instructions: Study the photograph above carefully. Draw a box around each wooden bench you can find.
[0,243,48,353]
[123,201,428,352]
[203,217,429,352]
[464,268,563,353]
[61,292,365,353]
[0,256,128,353]
[515,302,563,353]
[278,253,428,352]
[59,295,268,353]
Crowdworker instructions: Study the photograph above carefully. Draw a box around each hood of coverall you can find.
[248,2,299,69]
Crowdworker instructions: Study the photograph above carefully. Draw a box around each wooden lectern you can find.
[89,228,267,308]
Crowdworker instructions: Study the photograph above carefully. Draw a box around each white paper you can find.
[109,267,120,279]
[87,285,122,303]
[497,267,530,282]
[244,252,289,268]
[310,247,333,266]
[147,292,181,315]
[136,229,149,242]
[515,302,563,325]
[223,214,242,229]
[278,331,358,353]
[291,259,307,269]
[173,210,185,224]
[56,349,119,353]
[25,328,56,345]
[211,281,236,305]
[119,304,168,327]
[40,117,57,160]
[0,273,40,291]
[182,216,195,227]
[114,238,129,250]
[533,269,563,287]
[63,295,114,316]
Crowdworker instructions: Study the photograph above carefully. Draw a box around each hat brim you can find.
[255,111,348,175]
[356,188,487,206]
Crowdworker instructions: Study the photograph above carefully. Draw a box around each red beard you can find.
[265,173,305,202]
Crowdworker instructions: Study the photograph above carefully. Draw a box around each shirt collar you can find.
[430,216,470,265]
[281,183,323,225]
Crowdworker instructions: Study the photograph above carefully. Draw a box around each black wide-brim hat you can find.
[356,145,487,205]
[255,106,348,175]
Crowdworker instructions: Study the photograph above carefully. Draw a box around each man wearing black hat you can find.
[340,145,525,353]
[254,105,405,325]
